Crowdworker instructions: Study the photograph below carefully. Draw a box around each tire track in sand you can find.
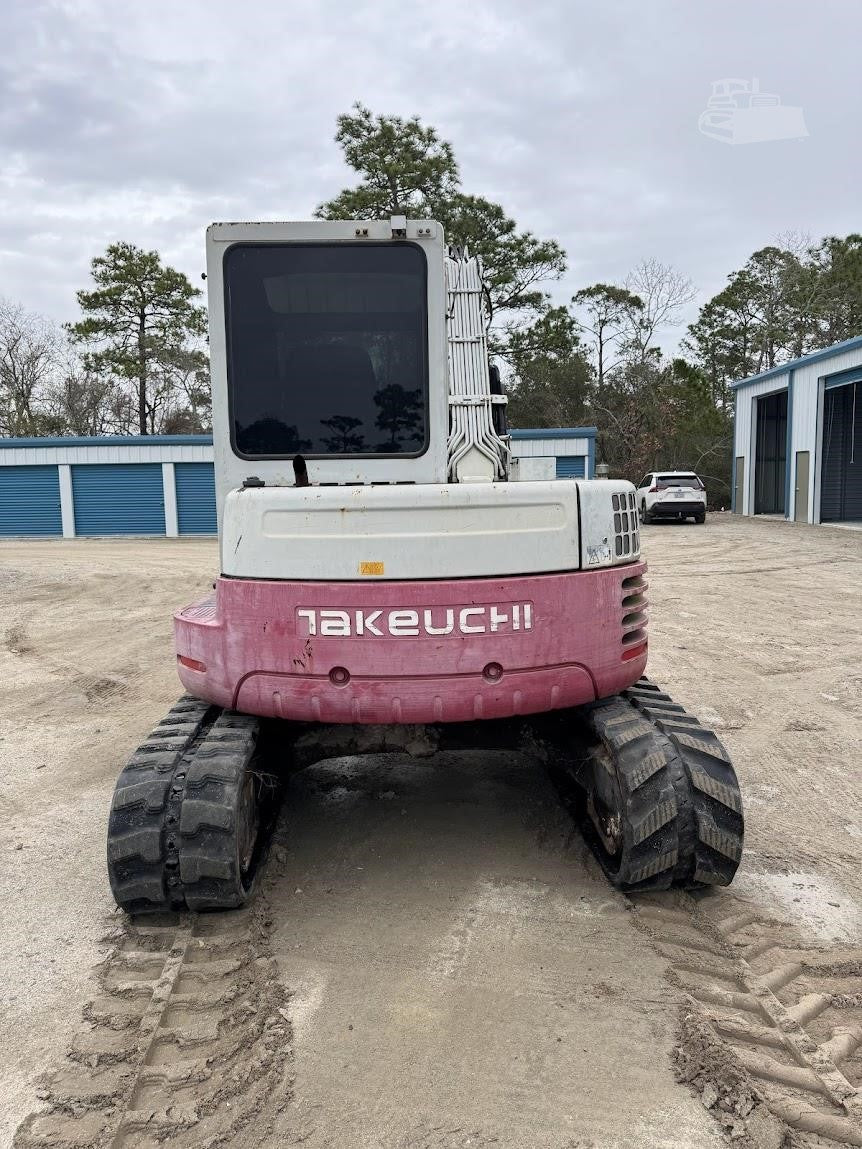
[634,891,862,1146]
[13,900,291,1149]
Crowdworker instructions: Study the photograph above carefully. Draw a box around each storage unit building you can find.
[509,427,597,480]
[0,427,597,538]
[731,336,862,525]
[0,436,215,538]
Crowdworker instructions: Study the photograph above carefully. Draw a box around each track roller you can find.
[107,698,278,914]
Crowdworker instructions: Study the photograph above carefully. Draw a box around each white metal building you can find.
[509,427,597,480]
[731,336,862,524]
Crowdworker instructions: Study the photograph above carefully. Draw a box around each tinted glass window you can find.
[656,474,703,489]
[224,243,428,457]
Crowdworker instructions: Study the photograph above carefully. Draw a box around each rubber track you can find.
[180,711,261,911]
[583,696,680,889]
[108,697,215,913]
[623,678,744,887]
[583,677,743,890]
[107,699,262,913]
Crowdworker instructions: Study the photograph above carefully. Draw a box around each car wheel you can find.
[640,500,651,525]
[695,513,705,524]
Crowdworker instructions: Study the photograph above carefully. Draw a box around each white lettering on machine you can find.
[296,604,534,637]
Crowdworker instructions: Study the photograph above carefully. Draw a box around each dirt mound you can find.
[675,1009,788,1148]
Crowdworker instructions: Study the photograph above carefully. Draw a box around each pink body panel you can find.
[174,563,648,724]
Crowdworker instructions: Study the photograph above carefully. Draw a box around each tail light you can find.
[648,485,658,492]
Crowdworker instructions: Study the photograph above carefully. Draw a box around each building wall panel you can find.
[511,437,590,458]
[0,441,215,467]
[798,355,862,523]
[789,370,820,522]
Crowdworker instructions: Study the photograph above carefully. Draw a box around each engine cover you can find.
[219,479,638,581]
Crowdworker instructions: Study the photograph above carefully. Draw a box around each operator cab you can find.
[207,219,450,501]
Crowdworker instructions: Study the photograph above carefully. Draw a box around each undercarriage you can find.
[107,677,744,914]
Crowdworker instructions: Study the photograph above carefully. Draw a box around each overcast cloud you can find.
[1,0,860,346]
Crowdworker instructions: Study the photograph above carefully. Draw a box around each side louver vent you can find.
[620,571,648,660]
[612,490,640,558]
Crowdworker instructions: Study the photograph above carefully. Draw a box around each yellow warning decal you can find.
[359,561,385,576]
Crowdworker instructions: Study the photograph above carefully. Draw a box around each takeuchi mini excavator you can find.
[107,218,744,913]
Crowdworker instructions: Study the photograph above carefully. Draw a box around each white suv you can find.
[636,471,707,524]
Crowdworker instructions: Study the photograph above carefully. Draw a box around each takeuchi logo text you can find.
[296,603,534,638]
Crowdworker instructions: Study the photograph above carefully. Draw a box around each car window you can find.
[656,474,704,490]
[637,476,651,489]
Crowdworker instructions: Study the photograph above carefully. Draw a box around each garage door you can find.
[555,456,586,478]
[754,390,787,514]
[175,462,217,534]
[0,465,63,536]
[821,381,862,522]
[72,464,166,535]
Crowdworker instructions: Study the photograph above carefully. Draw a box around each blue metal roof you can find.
[508,426,598,440]
[729,335,862,391]
[0,434,213,448]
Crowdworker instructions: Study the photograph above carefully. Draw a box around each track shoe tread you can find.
[566,679,744,891]
[585,698,680,889]
[624,677,744,889]
[107,700,272,914]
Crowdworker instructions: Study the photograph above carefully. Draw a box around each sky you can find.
[1,0,860,349]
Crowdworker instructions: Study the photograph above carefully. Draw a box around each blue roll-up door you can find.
[72,464,165,535]
[175,462,217,534]
[0,465,63,536]
[555,456,586,478]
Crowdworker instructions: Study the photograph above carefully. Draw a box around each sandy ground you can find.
[1,516,860,1148]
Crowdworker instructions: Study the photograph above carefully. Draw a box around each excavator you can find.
[107,217,744,913]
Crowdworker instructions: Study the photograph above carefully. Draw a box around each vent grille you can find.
[612,490,640,559]
[181,594,217,622]
[620,572,648,660]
